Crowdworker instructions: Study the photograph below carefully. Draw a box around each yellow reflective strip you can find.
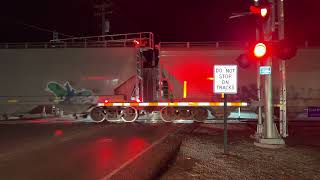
[183,81,187,98]
[177,102,189,106]
[148,102,158,106]
[229,102,238,106]
[139,103,149,106]
[209,102,221,106]
[188,102,197,106]
[158,102,168,106]
[113,103,123,106]
[131,103,139,106]
[227,102,232,106]
[123,103,131,106]
[8,100,18,103]
[168,102,178,106]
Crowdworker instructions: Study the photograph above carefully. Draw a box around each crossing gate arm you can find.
[97,102,249,107]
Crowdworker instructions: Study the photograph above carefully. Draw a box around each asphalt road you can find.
[0,119,183,180]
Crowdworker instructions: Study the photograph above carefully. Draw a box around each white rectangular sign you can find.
[214,65,238,94]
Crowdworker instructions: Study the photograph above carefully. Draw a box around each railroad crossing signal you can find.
[250,5,270,19]
[236,40,297,69]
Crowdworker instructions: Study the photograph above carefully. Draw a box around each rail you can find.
[0,32,154,49]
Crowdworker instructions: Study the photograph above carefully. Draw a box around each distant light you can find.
[207,77,214,81]
[105,100,109,103]
[260,8,268,17]
[133,40,140,45]
[254,43,267,58]
[136,99,141,103]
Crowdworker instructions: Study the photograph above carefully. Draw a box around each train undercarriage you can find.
[88,101,246,123]
[90,106,212,123]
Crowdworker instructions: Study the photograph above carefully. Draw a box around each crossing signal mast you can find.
[235,0,298,147]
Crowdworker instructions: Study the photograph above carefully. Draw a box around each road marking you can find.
[100,125,184,180]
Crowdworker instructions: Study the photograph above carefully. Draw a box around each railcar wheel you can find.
[160,107,177,122]
[193,107,208,122]
[105,108,120,122]
[121,107,138,122]
[177,108,193,120]
[90,107,106,123]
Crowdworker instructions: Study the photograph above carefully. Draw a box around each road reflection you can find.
[69,136,150,179]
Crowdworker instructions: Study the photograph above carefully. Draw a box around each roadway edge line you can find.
[100,124,189,180]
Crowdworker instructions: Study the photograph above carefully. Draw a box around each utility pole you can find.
[254,0,285,147]
[94,0,113,35]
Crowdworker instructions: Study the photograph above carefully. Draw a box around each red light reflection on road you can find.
[27,119,50,124]
[69,136,150,179]
[90,137,114,177]
[54,129,63,137]
[125,137,149,158]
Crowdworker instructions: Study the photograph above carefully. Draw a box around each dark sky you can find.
[0,0,319,43]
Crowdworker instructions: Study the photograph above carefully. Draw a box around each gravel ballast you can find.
[160,123,320,180]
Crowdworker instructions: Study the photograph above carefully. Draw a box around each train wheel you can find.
[193,107,208,122]
[121,107,138,122]
[90,107,106,123]
[105,108,119,122]
[177,108,193,120]
[160,107,177,122]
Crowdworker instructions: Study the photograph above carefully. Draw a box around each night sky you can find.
[0,0,319,43]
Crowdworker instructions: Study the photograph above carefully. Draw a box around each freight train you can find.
[0,32,319,122]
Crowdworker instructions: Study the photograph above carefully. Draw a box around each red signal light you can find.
[250,5,269,19]
[260,8,268,17]
[254,43,267,58]
[247,42,269,61]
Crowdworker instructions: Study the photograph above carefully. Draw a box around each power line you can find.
[17,22,74,38]
[0,17,75,38]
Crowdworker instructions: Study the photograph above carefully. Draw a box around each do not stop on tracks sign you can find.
[214,65,238,94]
[213,65,238,155]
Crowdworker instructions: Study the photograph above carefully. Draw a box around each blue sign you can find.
[308,107,320,117]
[260,66,271,75]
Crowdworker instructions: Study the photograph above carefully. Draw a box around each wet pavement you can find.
[0,119,182,180]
